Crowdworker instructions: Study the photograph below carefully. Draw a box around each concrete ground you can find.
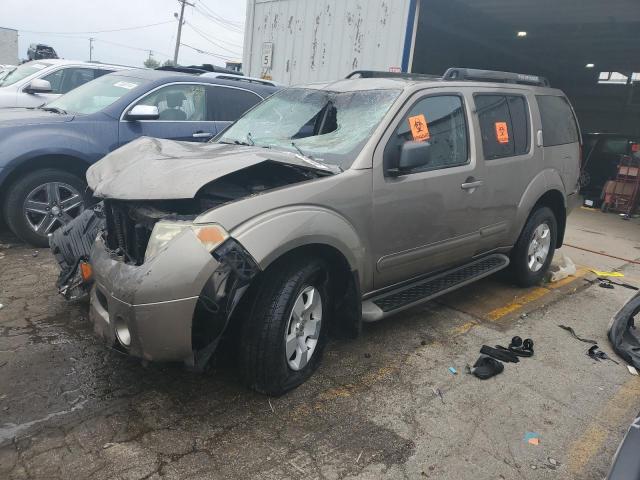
[0,207,639,480]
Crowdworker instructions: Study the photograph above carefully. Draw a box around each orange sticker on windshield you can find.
[495,122,509,144]
[408,114,430,141]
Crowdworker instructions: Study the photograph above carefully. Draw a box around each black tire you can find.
[239,256,330,395]
[4,168,87,247]
[510,206,557,287]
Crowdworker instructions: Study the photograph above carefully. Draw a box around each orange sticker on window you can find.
[408,114,430,141]
[495,122,509,144]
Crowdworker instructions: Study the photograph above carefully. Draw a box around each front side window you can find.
[136,84,206,121]
[59,68,97,94]
[475,94,530,160]
[384,95,469,173]
[536,95,579,147]
[0,61,53,87]
[218,88,401,169]
[45,74,145,115]
[42,69,64,93]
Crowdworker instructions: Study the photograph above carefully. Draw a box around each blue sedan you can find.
[0,69,278,246]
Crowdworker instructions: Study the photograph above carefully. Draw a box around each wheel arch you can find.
[531,189,567,247]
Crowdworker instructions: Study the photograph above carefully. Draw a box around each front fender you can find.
[230,205,366,288]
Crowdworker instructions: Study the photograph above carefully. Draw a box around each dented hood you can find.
[87,136,339,200]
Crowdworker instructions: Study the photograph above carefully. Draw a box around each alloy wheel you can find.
[285,285,323,371]
[23,182,84,235]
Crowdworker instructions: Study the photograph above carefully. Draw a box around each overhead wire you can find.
[185,22,242,57]
[18,20,175,36]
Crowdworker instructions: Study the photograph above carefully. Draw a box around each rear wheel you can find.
[510,206,557,287]
[4,168,87,247]
[239,257,330,395]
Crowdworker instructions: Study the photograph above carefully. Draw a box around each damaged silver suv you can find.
[84,68,581,394]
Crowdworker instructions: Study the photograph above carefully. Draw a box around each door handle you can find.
[192,132,213,138]
[461,180,484,190]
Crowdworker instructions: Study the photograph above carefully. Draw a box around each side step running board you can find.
[362,254,509,322]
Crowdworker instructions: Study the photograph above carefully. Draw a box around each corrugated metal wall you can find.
[243,0,413,85]
[0,28,19,65]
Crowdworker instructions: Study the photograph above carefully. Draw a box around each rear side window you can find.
[536,95,579,146]
[206,86,261,121]
[475,94,530,160]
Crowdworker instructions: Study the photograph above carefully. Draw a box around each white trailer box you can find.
[0,27,19,66]
[243,0,418,84]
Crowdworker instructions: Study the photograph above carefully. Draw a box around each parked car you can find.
[27,43,58,61]
[0,69,278,245]
[581,132,640,205]
[0,59,127,108]
[81,68,581,394]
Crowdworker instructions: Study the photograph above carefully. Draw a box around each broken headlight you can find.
[144,221,229,263]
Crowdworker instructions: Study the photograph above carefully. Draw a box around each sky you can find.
[2,0,246,67]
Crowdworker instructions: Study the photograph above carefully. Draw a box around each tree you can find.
[144,55,160,69]
[162,59,176,67]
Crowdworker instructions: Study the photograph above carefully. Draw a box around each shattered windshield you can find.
[217,88,401,169]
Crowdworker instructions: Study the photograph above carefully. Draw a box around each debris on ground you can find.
[32,251,39,258]
[448,367,457,375]
[587,345,620,364]
[547,457,560,469]
[627,365,639,376]
[608,292,640,369]
[524,432,540,445]
[590,269,625,278]
[558,325,597,344]
[480,345,519,363]
[468,355,504,380]
[505,336,534,357]
[597,277,639,291]
[432,387,445,404]
[547,252,576,282]
[0,303,4,310]
[599,280,615,289]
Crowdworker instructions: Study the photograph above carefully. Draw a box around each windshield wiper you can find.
[291,141,342,174]
[40,106,67,115]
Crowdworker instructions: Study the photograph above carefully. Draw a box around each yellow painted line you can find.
[567,378,640,475]
[486,267,589,321]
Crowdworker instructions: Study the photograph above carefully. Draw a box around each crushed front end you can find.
[89,199,259,368]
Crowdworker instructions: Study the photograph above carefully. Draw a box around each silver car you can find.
[86,68,582,394]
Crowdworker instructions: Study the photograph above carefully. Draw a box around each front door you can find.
[118,83,217,146]
[372,90,490,289]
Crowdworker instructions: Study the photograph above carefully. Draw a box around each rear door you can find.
[472,89,540,245]
[371,88,491,289]
[118,82,214,145]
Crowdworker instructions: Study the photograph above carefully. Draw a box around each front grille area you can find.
[104,201,154,265]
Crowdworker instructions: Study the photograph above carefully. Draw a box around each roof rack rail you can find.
[346,70,441,80]
[443,68,550,87]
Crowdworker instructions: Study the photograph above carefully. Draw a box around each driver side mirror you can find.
[24,78,52,94]
[125,105,159,121]
[389,141,432,176]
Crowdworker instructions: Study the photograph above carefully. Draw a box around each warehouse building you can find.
[243,0,640,135]
[0,26,18,65]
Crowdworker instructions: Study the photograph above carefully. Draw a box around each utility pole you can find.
[173,0,194,66]
[89,37,94,61]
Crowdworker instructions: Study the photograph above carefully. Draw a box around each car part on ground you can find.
[49,204,105,300]
[608,292,640,369]
[606,412,640,480]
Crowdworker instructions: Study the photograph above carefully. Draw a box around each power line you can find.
[186,20,243,49]
[93,38,172,58]
[180,42,237,61]
[192,5,244,34]
[197,1,244,28]
[18,20,175,36]
[185,22,242,57]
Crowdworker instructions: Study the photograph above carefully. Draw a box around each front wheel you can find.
[239,257,330,395]
[510,206,557,287]
[4,168,87,247]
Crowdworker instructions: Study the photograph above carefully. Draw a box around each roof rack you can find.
[345,70,440,80]
[156,64,243,76]
[443,68,550,87]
